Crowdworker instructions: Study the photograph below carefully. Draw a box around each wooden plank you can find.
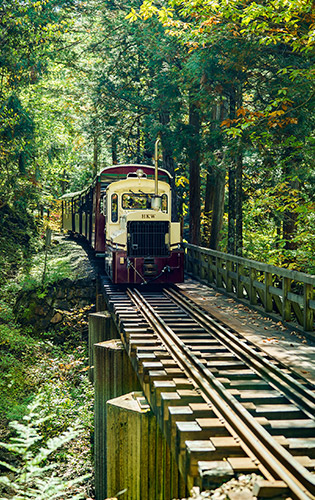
[287,437,315,458]
[292,301,303,325]
[88,311,116,382]
[287,291,304,306]
[273,294,283,315]
[226,260,233,292]
[252,479,289,498]
[228,457,259,472]
[198,460,234,489]
[240,275,250,285]
[265,272,273,312]
[249,267,258,305]
[282,277,291,322]
[237,263,244,299]
[309,299,315,311]
[185,440,216,475]
[216,257,223,288]
[304,283,314,331]
[253,279,264,291]
[268,419,315,438]
[268,285,283,297]
[186,436,245,477]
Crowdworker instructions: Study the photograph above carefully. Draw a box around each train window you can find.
[111,193,118,222]
[122,193,151,210]
[161,194,168,213]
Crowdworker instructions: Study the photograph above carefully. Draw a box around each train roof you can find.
[60,190,82,199]
[60,164,172,199]
[96,164,172,183]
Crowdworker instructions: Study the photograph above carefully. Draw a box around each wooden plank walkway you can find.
[178,277,315,385]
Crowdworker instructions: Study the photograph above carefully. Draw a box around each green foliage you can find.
[0,324,39,424]
[0,308,93,496]
[0,395,89,500]
[0,205,40,285]
[242,181,315,272]
[0,0,314,278]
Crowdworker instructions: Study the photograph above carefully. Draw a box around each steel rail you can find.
[127,287,315,500]
[166,286,315,418]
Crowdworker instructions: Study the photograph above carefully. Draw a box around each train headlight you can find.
[136,169,144,178]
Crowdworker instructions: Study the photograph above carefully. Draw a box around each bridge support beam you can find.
[88,311,117,382]
[94,340,141,500]
[106,391,186,500]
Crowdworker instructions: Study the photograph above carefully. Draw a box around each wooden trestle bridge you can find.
[89,245,315,500]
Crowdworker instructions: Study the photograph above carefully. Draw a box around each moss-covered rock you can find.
[14,233,97,332]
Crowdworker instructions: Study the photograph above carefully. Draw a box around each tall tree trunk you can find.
[204,171,214,216]
[209,165,225,250]
[188,100,201,245]
[227,85,243,255]
[228,168,236,254]
[159,110,178,221]
[208,102,227,250]
[204,171,215,246]
[235,144,243,256]
[283,176,299,251]
[228,87,236,254]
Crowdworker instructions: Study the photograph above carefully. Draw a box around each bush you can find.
[0,395,90,500]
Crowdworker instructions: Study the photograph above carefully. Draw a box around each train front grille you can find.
[127,221,169,257]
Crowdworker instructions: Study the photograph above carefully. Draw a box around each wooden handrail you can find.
[184,243,315,332]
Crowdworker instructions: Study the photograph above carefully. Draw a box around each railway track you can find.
[103,282,315,499]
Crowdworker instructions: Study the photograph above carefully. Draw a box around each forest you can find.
[0,0,314,498]
[1,0,314,275]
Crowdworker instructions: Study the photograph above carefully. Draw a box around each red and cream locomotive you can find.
[61,153,184,284]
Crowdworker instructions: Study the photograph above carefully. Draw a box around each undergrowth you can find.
[0,224,95,498]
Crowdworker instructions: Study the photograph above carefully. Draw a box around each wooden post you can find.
[200,253,206,281]
[207,255,214,285]
[216,257,222,288]
[94,341,141,500]
[264,272,273,312]
[236,263,244,299]
[186,247,191,274]
[249,268,257,305]
[303,283,314,332]
[88,311,117,382]
[282,277,291,322]
[96,293,106,312]
[226,260,233,293]
[193,248,198,278]
[106,392,167,500]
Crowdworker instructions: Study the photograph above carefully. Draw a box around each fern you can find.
[0,395,90,499]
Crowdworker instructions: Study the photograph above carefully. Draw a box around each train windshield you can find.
[122,193,168,212]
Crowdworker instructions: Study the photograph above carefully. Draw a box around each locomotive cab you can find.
[104,168,183,284]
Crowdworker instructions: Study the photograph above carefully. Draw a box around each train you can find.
[61,150,184,284]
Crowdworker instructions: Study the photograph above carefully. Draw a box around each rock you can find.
[14,233,98,332]
[50,311,63,324]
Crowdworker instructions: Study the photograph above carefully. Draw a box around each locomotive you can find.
[61,154,184,284]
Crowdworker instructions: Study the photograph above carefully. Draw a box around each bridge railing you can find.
[184,243,315,332]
